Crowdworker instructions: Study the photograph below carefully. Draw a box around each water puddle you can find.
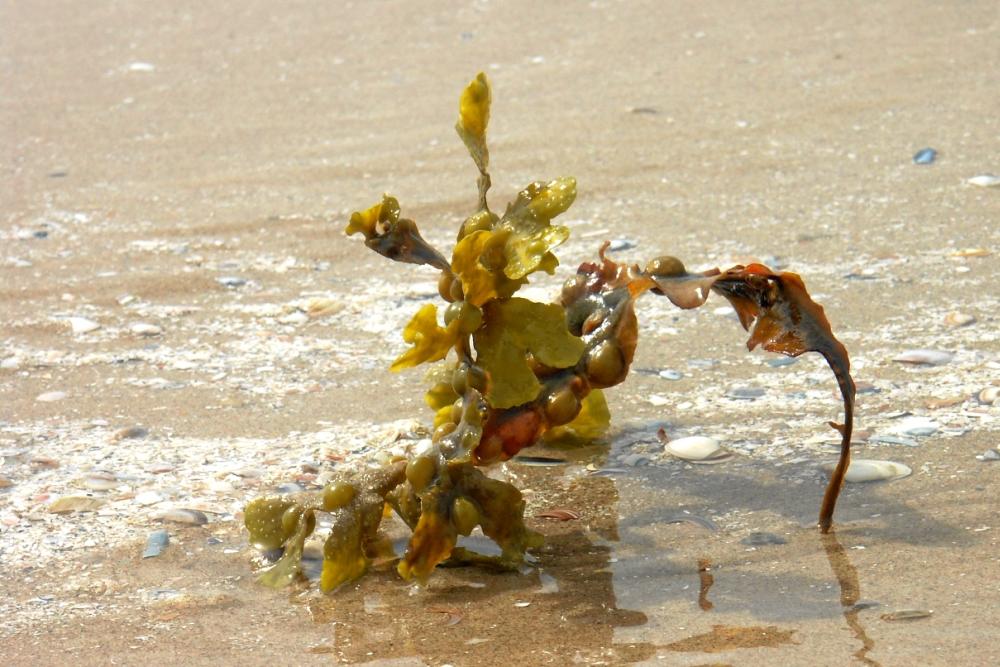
[282,442,890,664]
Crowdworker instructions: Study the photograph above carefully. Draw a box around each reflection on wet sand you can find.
[300,472,657,664]
[662,624,798,653]
[697,558,714,611]
[821,531,880,667]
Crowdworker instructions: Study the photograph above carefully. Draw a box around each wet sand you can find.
[2,1,999,665]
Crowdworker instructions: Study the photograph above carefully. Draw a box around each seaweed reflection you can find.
[302,472,656,664]
[697,558,714,611]
[821,531,880,666]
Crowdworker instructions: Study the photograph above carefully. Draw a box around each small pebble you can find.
[66,317,101,334]
[766,357,797,368]
[726,387,765,400]
[36,391,67,402]
[49,495,107,513]
[275,482,305,494]
[967,174,1000,187]
[912,148,936,165]
[976,449,999,462]
[113,426,149,441]
[129,322,163,337]
[135,490,164,506]
[741,532,787,546]
[159,508,208,526]
[894,417,939,437]
[82,475,119,491]
[892,349,953,366]
[868,434,919,447]
[622,453,650,467]
[658,369,683,381]
[278,311,309,325]
[0,476,14,489]
[143,530,170,558]
[608,239,637,252]
[943,311,975,327]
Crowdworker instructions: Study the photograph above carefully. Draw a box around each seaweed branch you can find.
[245,72,856,591]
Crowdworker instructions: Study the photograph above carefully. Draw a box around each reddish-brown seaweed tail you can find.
[649,262,857,531]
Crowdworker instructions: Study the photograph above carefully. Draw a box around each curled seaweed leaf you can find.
[646,262,856,530]
[451,230,525,305]
[498,178,576,280]
[391,304,462,372]
[455,72,492,211]
[346,194,450,271]
[707,265,855,531]
[320,461,407,592]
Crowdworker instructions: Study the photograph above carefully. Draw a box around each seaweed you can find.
[245,73,856,591]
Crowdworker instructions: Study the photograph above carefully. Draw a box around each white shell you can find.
[967,174,1000,187]
[823,459,912,483]
[66,317,101,334]
[664,436,731,463]
[129,322,163,336]
[892,349,953,365]
[978,387,999,405]
[891,416,939,437]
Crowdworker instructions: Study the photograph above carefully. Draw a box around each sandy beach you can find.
[2,1,998,665]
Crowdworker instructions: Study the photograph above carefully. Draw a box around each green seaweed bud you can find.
[645,255,686,278]
[244,497,298,550]
[444,301,484,334]
[433,421,457,442]
[451,497,480,536]
[322,482,357,511]
[406,455,437,492]
[545,386,581,426]
[438,272,458,302]
[586,341,626,387]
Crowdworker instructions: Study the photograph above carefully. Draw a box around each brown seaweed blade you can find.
[708,264,856,532]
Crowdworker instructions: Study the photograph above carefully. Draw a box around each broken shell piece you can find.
[892,349,953,366]
[967,174,1000,187]
[664,436,732,464]
[823,459,911,483]
[143,530,170,558]
[49,495,107,513]
[943,311,975,327]
[881,609,932,621]
[66,317,101,334]
[306,298,343,318]
[159,508,209,525]
[129,322,163,337]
